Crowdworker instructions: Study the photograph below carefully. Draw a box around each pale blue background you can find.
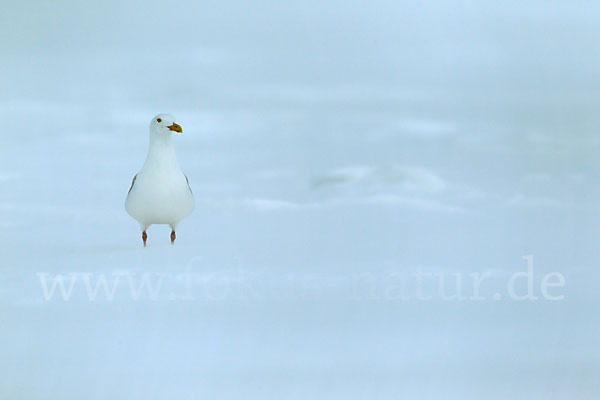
[1,1,599,398]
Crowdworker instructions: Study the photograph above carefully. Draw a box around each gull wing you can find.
[185,174,193,194]
[128,174,137,194]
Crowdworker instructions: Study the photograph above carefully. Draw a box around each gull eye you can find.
[157,118,162,123]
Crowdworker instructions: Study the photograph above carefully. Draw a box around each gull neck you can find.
[143,130,178,170]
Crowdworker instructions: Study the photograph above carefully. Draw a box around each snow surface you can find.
[1,1,600,399]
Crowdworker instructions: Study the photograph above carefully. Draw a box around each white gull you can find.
[125,113,194,246]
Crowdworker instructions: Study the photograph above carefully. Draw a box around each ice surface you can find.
[1,1,599,399]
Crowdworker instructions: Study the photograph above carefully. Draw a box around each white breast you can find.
[125,168,194,227]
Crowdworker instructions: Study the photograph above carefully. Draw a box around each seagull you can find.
[125,114,194,246]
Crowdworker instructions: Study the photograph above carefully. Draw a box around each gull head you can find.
[150,113,182,135]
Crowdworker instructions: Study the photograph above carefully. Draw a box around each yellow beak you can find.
[167,122,182,133]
